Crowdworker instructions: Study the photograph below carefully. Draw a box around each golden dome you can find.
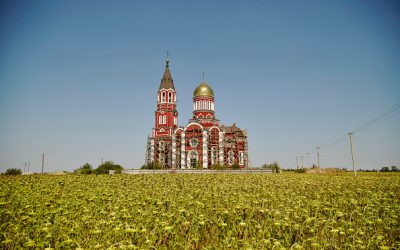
[193,81,214,97]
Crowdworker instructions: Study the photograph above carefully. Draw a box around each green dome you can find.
[193,81,214,97]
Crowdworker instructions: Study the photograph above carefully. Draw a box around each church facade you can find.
[145,59,249,169]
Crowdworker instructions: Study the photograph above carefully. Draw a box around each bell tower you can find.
[153,58,178,137]
[147,57,178,168]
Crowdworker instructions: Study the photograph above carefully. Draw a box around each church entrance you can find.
[188,151,198,169]
[190,158,197,168]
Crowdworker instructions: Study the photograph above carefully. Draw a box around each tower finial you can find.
[202,71,205,83]
[165,50,169,68]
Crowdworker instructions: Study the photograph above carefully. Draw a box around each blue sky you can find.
[1,0,399,172]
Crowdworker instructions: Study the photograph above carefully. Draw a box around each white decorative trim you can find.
[150,138,154,162]
[174,127,184,134]
[184,122,204,132]
[202,130,208,169]
[180,132,186,169]
[210,126,220,132]
[219,131,224,164]
[159,88,175,91]
[172,134,176,167]
[239,151,244,165]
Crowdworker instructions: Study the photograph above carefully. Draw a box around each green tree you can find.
[380,167,390,172]
[94,161,124,174]
[4,168,22,175]
[74,163,93,174]
[262,161,281,173]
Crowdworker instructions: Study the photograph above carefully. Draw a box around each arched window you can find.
[162,92,166,103]
[203,100,206,110]
[168,92,172,102]
[163,115,167,124]
[159,115,162,124]
[211,102,214,111]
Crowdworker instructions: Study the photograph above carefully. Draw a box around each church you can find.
[145,59,249,169]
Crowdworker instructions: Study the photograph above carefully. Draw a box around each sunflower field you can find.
[1,173,399,249]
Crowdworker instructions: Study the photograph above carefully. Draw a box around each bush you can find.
[211,164,227,170]
[231,163,240,170]
[4,168,22,175]
[141,162,164,169]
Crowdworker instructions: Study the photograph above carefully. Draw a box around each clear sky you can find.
[1,0,399,172]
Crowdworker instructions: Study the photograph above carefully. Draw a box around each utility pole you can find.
[306,153,310,168]
[348,133,356,177]
[296,156,299,170]
[41,153,45,174]
[316,147,320,173]
[24,162,26,173]
[102,157,104,165]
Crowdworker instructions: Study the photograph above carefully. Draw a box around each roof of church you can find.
[193,81,214,97]
[159,60,175,90]
[222,123,245,137]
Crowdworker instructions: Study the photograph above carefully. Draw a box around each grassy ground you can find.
[1,173,399,249]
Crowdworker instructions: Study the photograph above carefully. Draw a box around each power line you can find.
[352,102,400,134]
[298,101,400,170]
[316,101,400,151]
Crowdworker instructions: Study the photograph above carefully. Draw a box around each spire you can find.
[166,51,169,68]
[159,53,175,90]
[202,71,205,83]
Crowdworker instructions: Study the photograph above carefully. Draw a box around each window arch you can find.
[168,92,172,102]
[163,115,167,124]
[203,100,206,110]
[158,115,162,125]
[162,92,166,102]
